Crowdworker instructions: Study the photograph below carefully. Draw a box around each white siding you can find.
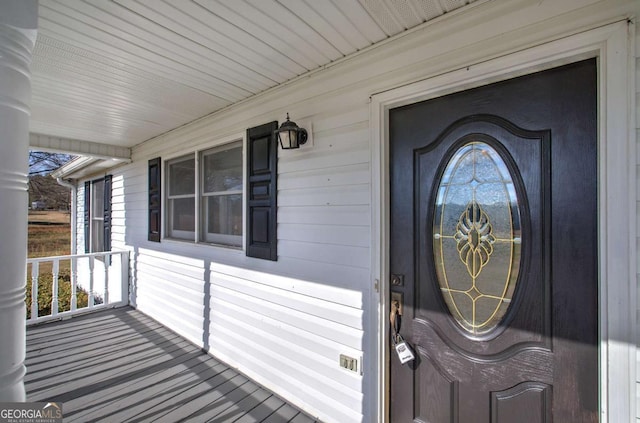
[75,183,84,255]
[122,104,370,423]
[80,1,639,422]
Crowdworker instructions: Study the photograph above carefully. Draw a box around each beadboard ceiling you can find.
[31,0,477,149]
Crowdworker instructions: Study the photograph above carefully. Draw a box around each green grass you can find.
[26,211,98,318]
[25,269,91,319]
[28,211,71,258]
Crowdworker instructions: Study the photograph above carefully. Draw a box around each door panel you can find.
[491,382,552,423]
[389,59,598,422]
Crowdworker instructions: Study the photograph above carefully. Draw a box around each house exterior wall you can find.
[74,181,126,305]
[69,1,638,421]
[76,184,83,255]
[112,108,370,423]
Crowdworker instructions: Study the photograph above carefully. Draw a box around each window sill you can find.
[160,237,245,255]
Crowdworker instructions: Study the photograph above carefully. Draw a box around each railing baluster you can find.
[26,251,129,325]
[104,253,109,305]
[88,256,95,308]
[51,259,59,316]
[70,257,77,311]
[31,262,39,320]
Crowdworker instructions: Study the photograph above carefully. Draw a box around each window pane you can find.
[91,219,104,252]
[169,197,195,239]
[90,179,105,252]
[169,156,195,196]
[203,194,242,246]
[202,144,242,193]
[92,179,104,218]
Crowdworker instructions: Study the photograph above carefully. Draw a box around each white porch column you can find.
[0,0,38,401]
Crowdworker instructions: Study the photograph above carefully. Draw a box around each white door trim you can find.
[370,20,636,423]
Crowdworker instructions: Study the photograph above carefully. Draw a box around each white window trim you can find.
[370,21,636,423]
[162,132,246,250]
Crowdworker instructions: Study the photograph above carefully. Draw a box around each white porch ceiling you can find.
[30,0,477,150]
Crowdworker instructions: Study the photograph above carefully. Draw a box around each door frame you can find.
[370,20,636,423]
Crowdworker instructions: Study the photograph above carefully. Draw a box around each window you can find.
[91,179,105,252]
[165,141,243,247]
[166,155,196,240]
[201,143,243,246]
[84,176,111,253]
[158,121,278,260]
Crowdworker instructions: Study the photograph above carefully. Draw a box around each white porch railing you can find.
[26,251,129,325]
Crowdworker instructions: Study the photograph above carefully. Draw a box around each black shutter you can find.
[84,181,91,253]
[103,175,112,252]
[148,158,161,242]
[246,121,278,260]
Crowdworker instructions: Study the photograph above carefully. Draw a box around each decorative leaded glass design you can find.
[433,141,521,335]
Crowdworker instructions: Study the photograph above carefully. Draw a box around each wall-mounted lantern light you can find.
[275,113,308,149]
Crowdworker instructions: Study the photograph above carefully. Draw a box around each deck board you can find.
[26,307,319,423]
[262,404,303,423]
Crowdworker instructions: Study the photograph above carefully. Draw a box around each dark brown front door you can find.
[389,59,598,422]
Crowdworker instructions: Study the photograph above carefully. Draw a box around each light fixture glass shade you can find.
[279,129,294,149]
[275,114,307,149]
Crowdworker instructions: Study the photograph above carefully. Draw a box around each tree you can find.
[29,175,71,210]
[29,151,73,176]
[28,151,75,210]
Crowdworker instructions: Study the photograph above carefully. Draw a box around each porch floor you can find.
[25,306,318,423]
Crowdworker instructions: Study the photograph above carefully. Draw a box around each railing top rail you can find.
[27,250,129,263]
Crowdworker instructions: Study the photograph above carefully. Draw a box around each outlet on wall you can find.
[340,354,358,373]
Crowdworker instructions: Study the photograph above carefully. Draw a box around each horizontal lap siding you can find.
[110,175,125,246]
[115,99,370,423]
[111,166,145,250]
[131,240,209,346]
[95,3,639,422]
[75,185,84,254]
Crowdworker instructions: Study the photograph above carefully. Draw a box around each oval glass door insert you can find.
[433,141,522,335]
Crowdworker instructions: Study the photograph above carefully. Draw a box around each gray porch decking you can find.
[25,307,318,423]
